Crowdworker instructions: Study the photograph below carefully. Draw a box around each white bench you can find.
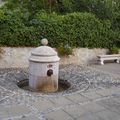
[97,54,120,65]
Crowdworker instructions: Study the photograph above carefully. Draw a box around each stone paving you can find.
[0,64,120,120]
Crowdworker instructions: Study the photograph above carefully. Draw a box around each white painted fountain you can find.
[29,39,60,92]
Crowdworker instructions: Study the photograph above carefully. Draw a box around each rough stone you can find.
[32,99,55,111]
[63,104,90,119]
[66,93,89,103]
[96,88,119,97]
[96,110,120,120]
[97,98,120,114]
[14,115,40,120]
[76,114,100,120]
[81,102,106,113]
[0,87,14,102]
[50,96,72,107]
[45,110,73,120]
[80,91,102,100]
[0,105,31,119]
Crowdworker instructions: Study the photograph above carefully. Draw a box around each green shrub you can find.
[0,9,119,48]
[0,9,38,46]
[57,43,73,56]
[31,12,117,48]
[109,45,119,54]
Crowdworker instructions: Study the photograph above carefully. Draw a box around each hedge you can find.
[0,9,119,48]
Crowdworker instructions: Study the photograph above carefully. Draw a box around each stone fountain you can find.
[29,39,60,92]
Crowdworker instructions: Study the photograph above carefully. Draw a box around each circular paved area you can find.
[0,64,120,120]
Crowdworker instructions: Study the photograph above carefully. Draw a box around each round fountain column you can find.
[29,39,60,92]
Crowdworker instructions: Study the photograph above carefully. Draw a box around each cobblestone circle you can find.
[0,65,120,97]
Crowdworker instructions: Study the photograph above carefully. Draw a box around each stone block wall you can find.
[0,47,109,68]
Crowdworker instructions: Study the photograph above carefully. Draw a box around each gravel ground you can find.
[0,64,120,97]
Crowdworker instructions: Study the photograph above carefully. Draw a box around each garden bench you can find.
[97,54,120,65]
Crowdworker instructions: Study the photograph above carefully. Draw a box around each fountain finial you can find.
[41,38,48,46]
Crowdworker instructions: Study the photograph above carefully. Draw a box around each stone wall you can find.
[0,47,109,68]
[0,47,33,68]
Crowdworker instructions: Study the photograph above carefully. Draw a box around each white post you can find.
[100,59,104,65]
[116,59,120,63]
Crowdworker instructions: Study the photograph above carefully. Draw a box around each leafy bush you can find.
[0,9,119,48]
[109,45,119,54]
[31,12,117,48]
[57,43,73,56]
[3,0,120,32]
[0,8,38,46]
